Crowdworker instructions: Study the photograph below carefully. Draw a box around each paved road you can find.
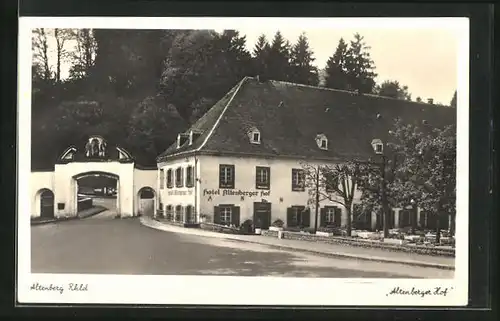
[31,218,452,278]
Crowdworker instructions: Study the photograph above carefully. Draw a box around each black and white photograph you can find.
[17,17,469,306]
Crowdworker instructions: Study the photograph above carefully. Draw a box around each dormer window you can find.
[177,133,189,149]
[371,139,384,155]
[316,134,328,150]
[252,132,260,143]
[248,128,261,144]
[189,130,202,146]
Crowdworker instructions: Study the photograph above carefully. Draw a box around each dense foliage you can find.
[31,29,444,169]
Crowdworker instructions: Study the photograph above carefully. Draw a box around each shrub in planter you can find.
[240,219,254,233]
[271,219,284,228]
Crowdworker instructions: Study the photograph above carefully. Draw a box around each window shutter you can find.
[302,208,311,227]
[286,207,294,227]
[334,207,342,227]
[213,206,221,224]
[320,208,326,227]
[232,206,241,227]
[267,167,271,189]
[230,165,235,188]
[419,210,425,227]
[255,167,259,189]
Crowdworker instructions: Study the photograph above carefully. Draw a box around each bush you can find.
[283,226,314,234]
[240,219,253,233]
[271,219,284,228]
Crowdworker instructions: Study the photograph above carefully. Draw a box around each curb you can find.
[140,218,455,271]
[30,217,79,225]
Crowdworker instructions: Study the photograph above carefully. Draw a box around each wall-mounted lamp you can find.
[279,197,283,203]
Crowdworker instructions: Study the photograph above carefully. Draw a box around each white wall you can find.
[53,161,135,217]
[31,171,55,217]
[158,157,197,218]
[134,168,158,214]
[197,155,363,227]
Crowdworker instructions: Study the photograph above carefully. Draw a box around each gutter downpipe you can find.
[194,153,199,224]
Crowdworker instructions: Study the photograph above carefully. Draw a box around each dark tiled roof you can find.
[157,80,243,160]
[157,77,456,162]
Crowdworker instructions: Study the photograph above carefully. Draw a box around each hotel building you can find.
[156,77,455,231]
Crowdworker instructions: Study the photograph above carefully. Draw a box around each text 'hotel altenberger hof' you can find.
[155,76,455,231]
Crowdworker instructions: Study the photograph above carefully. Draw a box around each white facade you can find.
[157,154,383,229]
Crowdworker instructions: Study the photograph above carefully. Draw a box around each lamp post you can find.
[410,198,416,235]
[371,139,389,238]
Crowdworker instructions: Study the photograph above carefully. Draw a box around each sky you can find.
[43,24,460,105]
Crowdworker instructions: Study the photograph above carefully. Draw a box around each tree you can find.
[376,80,412,100]
[450,90,457,108]
[53,28,73,82]
[344,33,377,93]
[301,161,361,237]
[289,33,319,86]
[68,28,98,80]
[356,151,400,236]
[32,28,51,81]
[127,96,187,165]
[160,29,251,123]
[267,31,292,82]
[414,125,456,241]
[324,38,349,90]
[252,34,271,79]
[386,119,428,234]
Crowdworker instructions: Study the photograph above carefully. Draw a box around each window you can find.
[291,169,305,191]
[375,143,383,154]
[287,206,310,227]
[175,205,183,222]
[175,167,184,187]
[219,165,235,188]
[185,205,195,223]
[316,134,328,150]
[325,208,335,223]
[255,166,270,189]
[325,173,338,193]
[159,169,165,189]
[166,169,173,188]
[320,139,328,150]
[166,205,173,220]
[249,129,261,144]
[252,132,260,144]
[186,166,194,187]
[220,206,232,225]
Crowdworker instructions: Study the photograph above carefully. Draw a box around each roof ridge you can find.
[196,76,249,152]
[261,78,446,108]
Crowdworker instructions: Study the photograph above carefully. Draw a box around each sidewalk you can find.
[140,217,455,270]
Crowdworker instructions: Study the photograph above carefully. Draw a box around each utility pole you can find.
[314,166,320,234]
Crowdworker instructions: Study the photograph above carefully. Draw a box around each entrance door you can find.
[139,188,155,217]
[253,202,271,229]
[40,190,54,218]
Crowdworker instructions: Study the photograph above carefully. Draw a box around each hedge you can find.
[261,230,455,257]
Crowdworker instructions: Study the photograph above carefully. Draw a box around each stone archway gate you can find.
[31,135,158,219]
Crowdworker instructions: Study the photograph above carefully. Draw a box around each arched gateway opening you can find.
[36,189,54,219]
[73,171,120,217]
[137,187,156,217]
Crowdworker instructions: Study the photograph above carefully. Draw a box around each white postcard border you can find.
[17,16,470,306]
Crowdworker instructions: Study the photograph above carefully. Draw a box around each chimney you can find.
[427,98,434,104]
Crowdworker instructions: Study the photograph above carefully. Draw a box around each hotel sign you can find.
[167,190,193,196]
[203,189,270,198]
